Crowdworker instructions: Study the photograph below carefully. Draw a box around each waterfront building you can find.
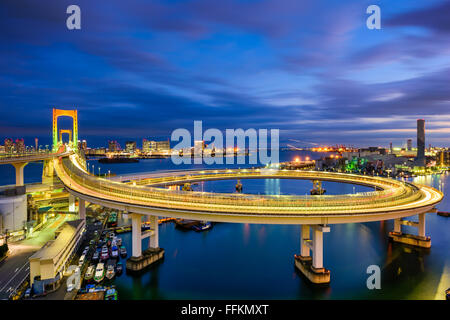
[437,150,450,166]
[142,139,156,153]
[407,139,412,151]
[156,140,170,151]
[29,219,85,295]
[108,140,120,152]
[125,141,137,153]
[0,186,27,238]
[416,119,425,166]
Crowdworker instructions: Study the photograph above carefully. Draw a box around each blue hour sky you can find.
[1,0,450,148]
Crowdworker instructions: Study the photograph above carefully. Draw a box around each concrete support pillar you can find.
[389,214,430,248]
[149,215,159,249]
[312,227,324,269]
[300,225,310,257]
[294,224,330,284]
[69,194,76,212]
[78,198,86,220]
[131,213,142,258]
[394,218,401,233]
[418,213,426,238]
[12,162,28,186]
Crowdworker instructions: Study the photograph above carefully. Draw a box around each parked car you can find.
[24,288,32,299]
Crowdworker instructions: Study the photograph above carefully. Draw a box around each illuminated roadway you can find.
[53,152,443,225]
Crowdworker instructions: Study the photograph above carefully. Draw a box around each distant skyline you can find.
[1,0,450,147]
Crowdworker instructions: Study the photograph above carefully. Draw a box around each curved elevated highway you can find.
[53,152,443,282]
[54,154,442,225]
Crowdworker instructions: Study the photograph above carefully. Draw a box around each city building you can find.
[416,119,425,166]
[78,140,87,151]
[156,140,170,151]
[15,139,25,153]
[108,140,120,152]
[407,139,412,151]
[29,219,85,295]
[142,139,157,153]
[437,150,450,166]
[125,141,137,153]
[4,138,14,153]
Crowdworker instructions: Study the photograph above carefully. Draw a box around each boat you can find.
[192,222,213,232]
[120,246,127,258]
[93,263,105,283]
[105,259,116,280]
[116,262,123,275]
[437,211,450,217]
[92,251,99,263]
[108,212,118,227]
[104,288,118,300]
[85,265,95,281]
[99,156,139,164]
[106,239,112,247]
[115,237,122,246]
[111,246,119,259]
[105,265,115,280]
[175,219,199,229]
[100,247,109,261]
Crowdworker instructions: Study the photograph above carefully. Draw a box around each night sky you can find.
[1,0,450,148]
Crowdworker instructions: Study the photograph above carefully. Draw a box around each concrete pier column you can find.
[149,216,159,248]
[294,224,330,284]
[418,213,426,238]
[394,218,401,233]
[312,227,324,269]
[68,194,76,212]
[389,214,430,248]
[12,162,28,186]
[131,213,142,258]
[126,213,165,272]
[78,198,86,220]
[300,225,310,257]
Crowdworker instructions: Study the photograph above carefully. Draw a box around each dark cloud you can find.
[386,1,450,34]
[0,0,449,147]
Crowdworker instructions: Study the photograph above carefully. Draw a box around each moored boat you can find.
[105,265,115,280]
[104,288,118,300]
[94,263,105,283]
[120,246,127,258]
[111,245,119,259]
[101,246,109,261]
[116,262,123,275]
[175,219,199,229]
[85,265,95,281]
[192,221,213,232]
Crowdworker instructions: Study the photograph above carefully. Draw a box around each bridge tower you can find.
[52,108,78,151]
